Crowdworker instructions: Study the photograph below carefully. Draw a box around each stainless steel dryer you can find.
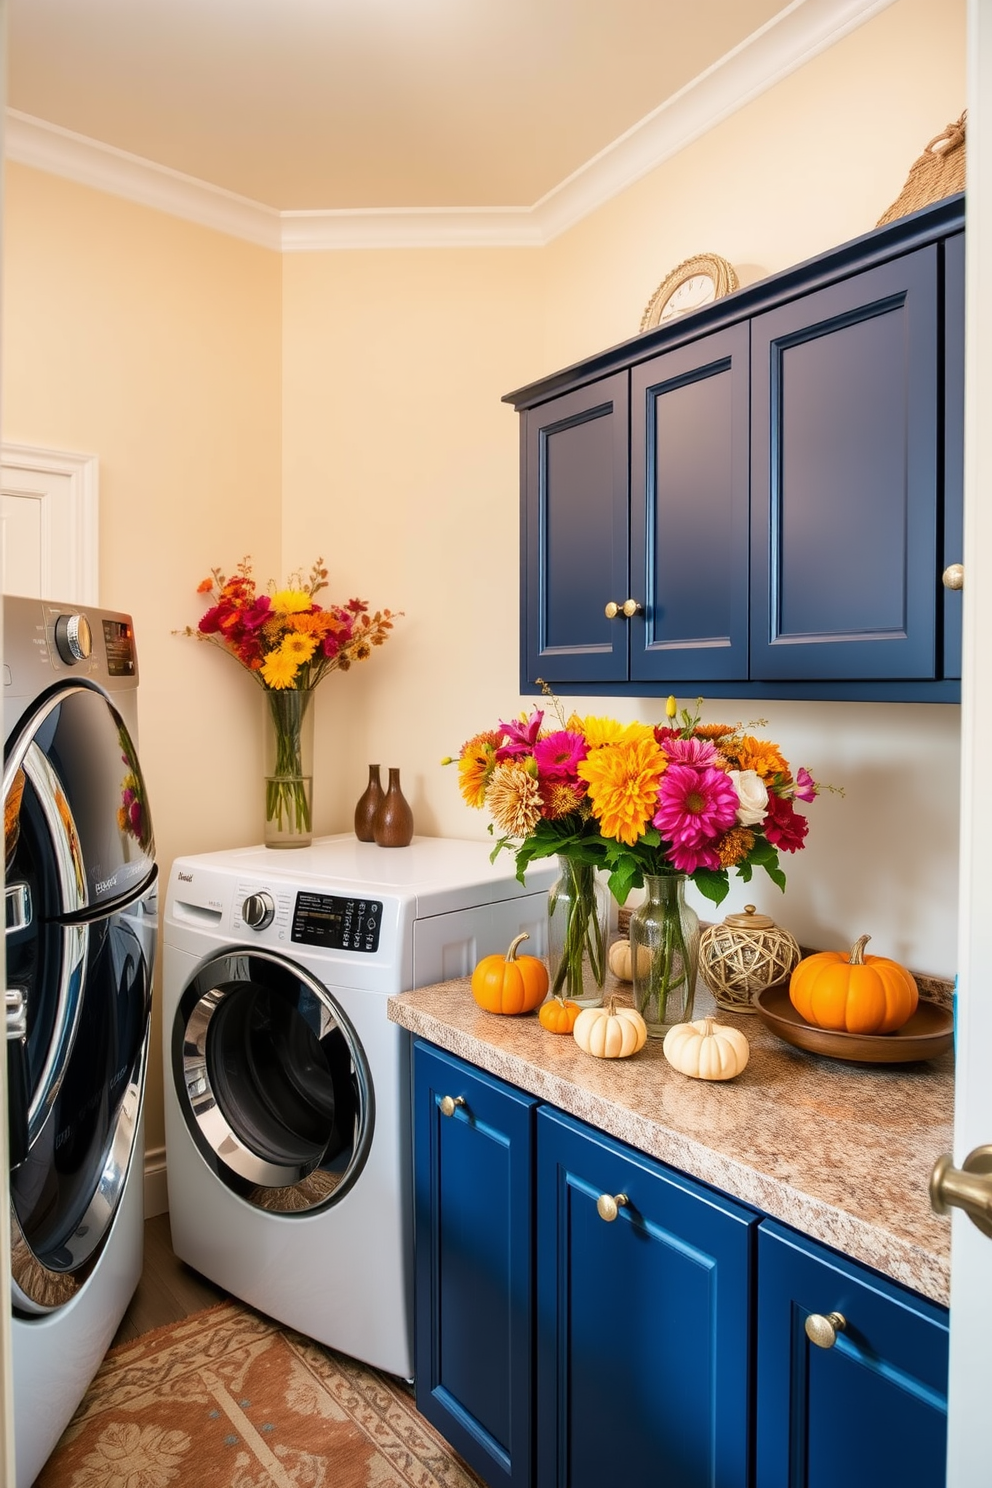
[3,595,157,1488]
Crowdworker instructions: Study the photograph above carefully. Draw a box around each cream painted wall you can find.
[283,0,966,978]
[2,163,283,1150]
[281,248,543,836]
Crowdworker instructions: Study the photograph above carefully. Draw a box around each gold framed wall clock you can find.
[640,253,739,331]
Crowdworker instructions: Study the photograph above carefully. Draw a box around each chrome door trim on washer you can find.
[173,949,375,1215]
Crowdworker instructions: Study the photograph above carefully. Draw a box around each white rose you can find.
[729,769,768,826]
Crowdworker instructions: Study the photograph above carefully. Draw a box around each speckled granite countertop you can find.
[388,976,954,1306]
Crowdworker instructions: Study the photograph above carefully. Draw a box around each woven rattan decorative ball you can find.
[698,906,800,1014]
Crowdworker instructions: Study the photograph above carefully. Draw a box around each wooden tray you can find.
[753,984,954,1064]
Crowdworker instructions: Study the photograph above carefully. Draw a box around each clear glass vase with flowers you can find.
[449,690,829,1027]
[179,556,399,846]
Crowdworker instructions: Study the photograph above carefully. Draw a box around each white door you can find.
[944,3,992,1481]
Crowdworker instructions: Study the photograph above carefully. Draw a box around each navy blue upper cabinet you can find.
[536,1106,756,1488]
[756,1222,949,1488]
[630,323,751,681]
[750,246,939,680]
[521,372,629,685]
[507,196,965,702]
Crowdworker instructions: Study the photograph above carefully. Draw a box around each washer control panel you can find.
[291,891,382,954]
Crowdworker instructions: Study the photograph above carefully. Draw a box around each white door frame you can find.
[945,2,992,1481]
[1,441,99,604]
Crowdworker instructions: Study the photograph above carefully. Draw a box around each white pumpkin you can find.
[573,997,648,1059]
[606,939,651,982]
[662,1017,750,1081]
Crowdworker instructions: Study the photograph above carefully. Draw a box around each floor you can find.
[111,1211,229,1346]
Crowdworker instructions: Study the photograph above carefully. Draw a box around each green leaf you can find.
[693,868,730,906]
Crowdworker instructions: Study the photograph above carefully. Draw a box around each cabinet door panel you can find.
[522,374,629,685]
[751,246,939,679]
[631,323,750,681]
[414,1042,536,1488]
[757,1222,948,1488]
[942,231,964,679]
[536,1107,755,1488]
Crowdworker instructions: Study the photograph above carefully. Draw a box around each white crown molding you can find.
[4,110,284,250]
[4,0,895,252]
[280,206,544,252]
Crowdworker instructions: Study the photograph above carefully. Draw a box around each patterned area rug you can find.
[35,1301,486,1488]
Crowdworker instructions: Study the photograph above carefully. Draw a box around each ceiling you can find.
[4,0,894,246]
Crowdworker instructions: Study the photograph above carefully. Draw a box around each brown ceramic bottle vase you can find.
[373,767,414,848]
[354,764,384,842]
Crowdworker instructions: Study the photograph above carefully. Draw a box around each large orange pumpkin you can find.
[788,935,918,1035]
[471,933,549,1015]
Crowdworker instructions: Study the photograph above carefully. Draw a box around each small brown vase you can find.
[354,764,384,842]
[373,767,414,848]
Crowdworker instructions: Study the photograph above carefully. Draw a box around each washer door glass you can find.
[9,881,155,1314]
[175,951,374,1215]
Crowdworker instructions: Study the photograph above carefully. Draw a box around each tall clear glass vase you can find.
[630,873,700,1037]
[547,855,609,1008]
[263,688,314,848]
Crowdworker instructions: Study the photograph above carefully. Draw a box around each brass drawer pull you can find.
[596,1192,628,1222]
[805,1311,847,1349]
[439,1095,465,1118]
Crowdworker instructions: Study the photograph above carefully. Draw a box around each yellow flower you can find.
[722,734,788,781]
[577,734,666,845]
[570,715,655,749]
[260,647,300,689]
[484,760,543,838]
[271,588,313,615]
[282,633,317,665]
[457,731,502,808]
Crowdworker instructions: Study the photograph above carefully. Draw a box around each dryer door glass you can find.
[175,951,373,1214]
[4,683,155,918]
[9,882,155,1314]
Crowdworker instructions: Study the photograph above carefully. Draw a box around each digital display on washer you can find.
[291,891,382,953]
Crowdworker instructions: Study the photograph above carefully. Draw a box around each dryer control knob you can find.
[54,613,93,664]
[242,891,275,931]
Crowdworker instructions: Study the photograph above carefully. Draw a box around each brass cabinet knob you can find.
[604,601,621,619]
[942,563,964,591]
[604,600,643,619]
[805,1312,847,1349]
[439,1095,465,1118]
[596,1192,629,1222]
[621,598,642,617]
[930,1146,992,1239]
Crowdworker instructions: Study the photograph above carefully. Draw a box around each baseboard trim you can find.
[144,1145,169,1219]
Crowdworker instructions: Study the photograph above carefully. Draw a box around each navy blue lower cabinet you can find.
[756,1222,949,1488]
[413,1040,537,1488]
[535,1106,757,1488]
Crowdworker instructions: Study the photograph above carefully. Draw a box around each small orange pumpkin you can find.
[471,933,549,1015]
[788,935,918,1035]
[538,995,581,1035]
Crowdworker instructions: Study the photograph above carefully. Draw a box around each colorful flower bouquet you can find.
[450,693,824,1019]
[180,557,399,844]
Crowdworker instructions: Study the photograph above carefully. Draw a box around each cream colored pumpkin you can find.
[606,939,651,982]
[573,997,648,1059]
[662,1017,750,1081]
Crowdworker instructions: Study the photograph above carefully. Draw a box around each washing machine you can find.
[3,594,157,1488]
[162,835,555,1379]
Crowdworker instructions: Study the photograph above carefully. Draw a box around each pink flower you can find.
[534,730,588,778]
[662,736,719,767]
[792,766,817,803]
[666,839,723,874]
[763,794,809,852]
[653,764,739,848]
[496,709,544,760]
